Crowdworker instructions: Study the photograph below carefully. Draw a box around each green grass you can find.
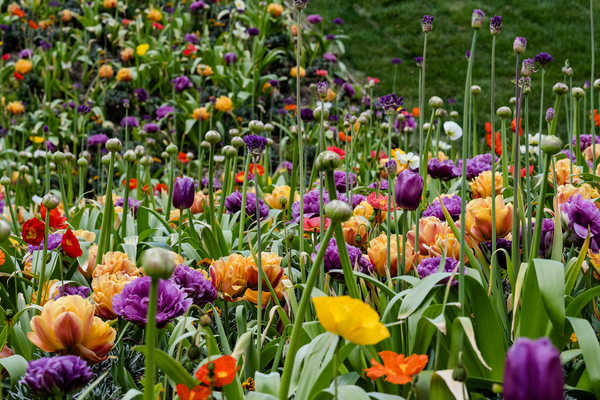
[309,0,597,129]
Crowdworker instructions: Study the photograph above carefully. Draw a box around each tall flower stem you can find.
[97,151,116,264]
[472,96,478,157]
[511,54,522,274]
[279,223,335,400]
[57,165,70,220]
[574,97,583,166]
[165,153,176,221]
[524,95,532,259]
[530,155,552,258]
[207,144,216,226]
[36,210,50,306]
[490,34,497,284]
[143,277,159,400]
[319,101,325,243]
[459,30,478,326]
[591,0,596,139]
[254,163,264,370]
[538,68,546,172]
[237,153,251,251]
[295,9,306,282]
[121,160,132,239]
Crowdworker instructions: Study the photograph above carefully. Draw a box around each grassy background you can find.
[308,0,597,128]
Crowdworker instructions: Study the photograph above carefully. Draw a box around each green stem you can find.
[165,154,176,221]
[121,161,131,239]
[237,153,251,251]
[36,210,51,305]
[143,277,159,400]
[296,9,306,287]
[512,54,522,274]
[530,155,552,258]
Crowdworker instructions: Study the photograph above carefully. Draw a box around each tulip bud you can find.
[545,108,555,122]
[541,135,563,155]
[324,200,352,223]
[142,247,176,280]
[429,96,443,108]
[105,138,122,153]
[166,143,178,155]
[496,106,512,119]
[42,193,60,210]
[471,9,485,29]
[315,151,342,172]
[124,150,136,162]
[0,220,11,242]
[205,130,221,145]
[395,170,424,210]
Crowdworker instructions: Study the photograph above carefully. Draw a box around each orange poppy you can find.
[178,152,189,163]
[154,183,168,194]
[176,384,211,400]
[122,178,138,190]
[511,118,523,136]
[326,146,345,160]
[0,250,6,266]
[338,131,351,142]
[486,131,502,156]
[412,107,420,118]
[235,164,264,183]
[365,351,428,385]
[592,109,600,127]
[195,355,239,387]
[283,104,297,112]
[28,20,38,29]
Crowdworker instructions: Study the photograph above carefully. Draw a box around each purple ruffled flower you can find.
[534,52,554,67]
[378,94,403,112]
[561,195,600,251]
[521,218,554,258]
[342,83,355,98]
[115,197,141,216]
[483,238,513,269]
[87,134,108,148]
[300,108,314,122]
[190,1,208,11]
[143,123,160,133]
[573,134,600,151]
[201,176,222,190]
[113,276,192,328]
[225,191,269,220]
[307,14,323,24]
[458,153,493,180]
[422,195,462,221]
[21,355,93,396]
[315,238,373,279]
[243,135,268,153]
[427,159,460,180]
[247,27,260,36]
[120,116,139,128]
[156,105,175,119]
[53,284,91,300]
[323,52,337,63]
[333,170,357,193]
[417,257,459,285]
[170,264,217,306]
[172,76,193,93]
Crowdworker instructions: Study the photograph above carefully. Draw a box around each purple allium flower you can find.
[471,9,485,29]
[171,76,193,92]
[135,88,149,102]
[534,52,554,67]
[53,284,91,300]
[307,14,323,24]
[143,123,160,133]
[316,238,373,279]
[333,170,357,193]
[224,52,237,65]
[201,176,222,190]
[316,81,329,97]
[247,27,260,36]
[243,135,268,153]
[87,134,109,148]
[185,33,198,43]
[190,1,208,11]
[21,355,93,396]
[300,108,314,122]
[521,58,535,77]
[513,37,527,54]
[333,17,344,25]
[29,233,63,252]
[170,264,217,306]
[113,276,192,328]
[396,113,417,133]
[423,195,462,221]
[391,57,403,65]
[503,337,564,400]
[323,52,337,63]
[225,191,269,219]
[421,15,434,32]
[77,104,91,114]
[39,40,52,50]
[120,116,140,128]
[19,49,33,58]
[415,57,424,67]
[342,82,355,98]
[458,153,493,180]
[560,149,577,161]
[417,256,459,285]
[378,93,403,113]
[173,177,195,210]
[156,105,175,119]
[561,195,600,251]
[465,50,471,60]
[490,15,502,34]
[395,170,423,210]
[573,134,600,151]
[427,159,460,180]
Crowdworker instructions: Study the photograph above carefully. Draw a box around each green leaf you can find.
[133,346,198,389]
[320,385,370,400]
[567,286,600,317]
[398,272,451,319]
[568,317,600,397]
[532,258,565,333]
[254,372,281,396]
[565,233,590,295]
[76,371,109,400]
[0,355,27,385]
[415,370,455,400]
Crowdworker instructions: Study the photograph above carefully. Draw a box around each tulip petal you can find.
[54,311,84,348]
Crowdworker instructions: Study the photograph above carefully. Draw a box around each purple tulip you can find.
[395,169,423,210]
[172,176,195,209]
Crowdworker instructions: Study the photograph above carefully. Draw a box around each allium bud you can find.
[513,37,527,54]
[489,15,502,35]
[142,247,176,280]
[54,151,65,162]
[124,150,136,162]
[496,106,512,119]
[315,151,342,172]
[223,145,237,157]
[594,78,600,90]
[471,9,485,29]
[166,143,178,155]
[571,87,585,99]
[553,82,569,95]
[0,220,11,242]
[435,108,448,118]
[229,128,240,137]
[264,123,274,133]
[317,81,329,97]
[77,157,88,167]
[140,155,153,167]
[471,85,482,96]
[421,15,434,33]
[545,108,555,122]
[541,135,563,155]
[429,96,443,108]
[521,59,535,77]
[0,177,10,186]
[205,130,222,145]
[292,0,308,9]
[248,120,264,133]
[562,65,573,76]
[42,193,60,210]
[450,110,459,120]
[324,200,352,222]
[101,154,111,166]
[231,136,244,149]
[200,141,211,149]
[105,138,122,153]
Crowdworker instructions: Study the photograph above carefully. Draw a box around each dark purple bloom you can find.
[395,170,423,210]
[326,34,336,41]
[378,93,403,112]
[143,123,160,133]
[190,1,208,11]
[170,264,217,306]
[135,88,149,102]
[423,195,462,221]
[458,153,493,180]
[483,238,512,269]
[490,15,502,34]
[391,57,403,65]
[120,116,139,128]
[21,355,93,396]
[156,105,175,119]
[342,83,355,98]
[269,79,279,88]
[29,233,63,252]
[323,52,337,63]
[300,108,314,122]
[113,276,192,328]
[39,40,52,50]
[369,180,389,191]
[243,135,268,153]
[573,134,600,151]
[277,161,293,173]
[417,257,459,285]
[224,52,237,65]
[503,337,564,400]
[77,105,91,114]
[225,191,269,219]
[87,134,108,148]
[53,284,91,300]
[421,15,434,32]
[561,195,600,251]
[171,76,193,92]
[415,57,424,67]
[115,197,141,216]
[316,238,373,279]
[333,17,344,25]
[201,176,222,190]
[19,49,33,58]
[292,189,329,221]
[522,218,554,258]
[427,159,460,180]
[247,27,260,36]
[534,52,554,67]
[173,177,195,209]
[333,170,357,193]
[185,33,198,43]
[333,78,345,86]
[307,14,323,24]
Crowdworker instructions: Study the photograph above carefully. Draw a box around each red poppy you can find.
[367,76,380,84]
[326,146,345,160]
[22,218,45,245]
[28,20,38,29]
[303,217,330,233]
[178,152,189,163]
[13,72,24,80]
[484,122,492,135]
[511,118,523,136]
[61,228,82,258]
[121,178,138,190]
[10,7,25,17]
[122,18,133,25]
[509,164,534,178]
[176,384,211,400]
[183,44,197,57]
[154,183,168,194]
[315,69,328,77]
[195,355,239,387]
[235,164,264,183]
[40,206,67,230]
[2,54,10,61]
[153,22,164,30]
[485,131,502,156]
[370,150,388,160]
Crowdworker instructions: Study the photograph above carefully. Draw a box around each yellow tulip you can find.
[313,296,389,345]
[93,251,140,278]
[92,272,138,320]
[27,295,116,362]
[7,101,24,115]
[136,43,149,56]
[367,233,417,276]
[215,96,234,112]
[290,66,305,79]
[15,59,32,75]
[353,200,374,220]
[548,158,581,186]
[264,185,296,209]
[470,170,503,199]
[465,195,513,243]
[342,216,369,247]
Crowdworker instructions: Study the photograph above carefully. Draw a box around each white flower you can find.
[397,152,420,169]
[234,0,246,11]
[529,133,542,145]
[520,145,539,155]
[443,121,463,141]
[437,141,451,151]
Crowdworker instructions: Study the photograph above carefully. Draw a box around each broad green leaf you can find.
[566,286,600,317]
[568,317,600,397]
[133,346,198,389]
[0,355,27,385]
[565,233,590,295]
[320,385,370,400]
[254,372,281,396]
[415,370,455,400]
[533,258,565,333]
[398,272,451,319]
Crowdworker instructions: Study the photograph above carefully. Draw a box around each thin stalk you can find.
[255,174,263,369]
[143,278,159,400]
[511,54,522,274]
[165,154,176,220]
[121,160,132,239]
[36,210,51,306]
[237,153,251,251]
[296,9,306,285]
[490,34,497,284]
[530,155,552,258]
[591,0,596,139]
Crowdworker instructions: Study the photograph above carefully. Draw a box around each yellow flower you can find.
[267,3,283,17]
[92,272,138,320]
[215,96,234,112]
[342,216,369,247]
[325,89,336,102]
[353,200,374,220]
[29,135,45,144]
[15,59,32,75]
[7,101,24,115]
[31,279,60,305]
[98,64,114,79]
[290,66,305,79]
[147,8,163,22]
[93,251,140,278]
[61,9,73,22]
[103,0,117,8]
[407,216,449,256]
[367,233,417,276]
[198,65,213,76]
[465,195,513,243]
[136,43,149,56]
[27,295,116,363]
[192,107,210,121]
[548,158,581,186]
[264,185,297,209]
[116,68,133,82]
[74,229,96,242]
[584,144,600,164]
[313,296,390,345]
[470,170,503,199]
